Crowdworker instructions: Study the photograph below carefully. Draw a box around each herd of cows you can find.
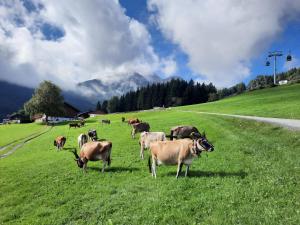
[53,117,214,178]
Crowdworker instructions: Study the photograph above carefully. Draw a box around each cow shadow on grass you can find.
[87,166,139,173]
[167,170,247,179]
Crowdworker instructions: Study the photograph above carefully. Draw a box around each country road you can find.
[180,110,300,131]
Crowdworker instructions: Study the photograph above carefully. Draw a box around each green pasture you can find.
[0,110,299,224]
[0,123,47,147]
[179,83,300,119]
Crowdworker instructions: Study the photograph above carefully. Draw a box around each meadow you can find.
[0,108,299,224]
[0,123,47,147]
[179,83,300,119]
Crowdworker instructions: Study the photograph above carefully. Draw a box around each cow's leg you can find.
[176,161,183,179]
[152,156,157,178]
[140,143,144,159]
[131,129,135,139]
[102,161,107,173]
[185,165,190,177]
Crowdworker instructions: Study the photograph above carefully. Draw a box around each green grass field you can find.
[0,123,47,147]
[179,83,300,119]
[0,109,299,224]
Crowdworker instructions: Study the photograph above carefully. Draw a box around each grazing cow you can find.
[71,141,112,172]
[139,131,166,159]
[128,118,140,125]
[79,120,85,127]
[148,133,214,178]
[88,129,98,141]
[121,117,125,122]
[101,119,111,125]
[54,136,66,151]
[169,125,199,140]
[69,123,80,129]
[131,122,150,139]
[78,133,88,149]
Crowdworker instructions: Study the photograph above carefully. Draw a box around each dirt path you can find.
[0,127,52,159]
[180,110,300,131]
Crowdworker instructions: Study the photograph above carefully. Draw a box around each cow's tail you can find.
[148,156,152,173]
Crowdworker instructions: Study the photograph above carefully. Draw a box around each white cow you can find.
[139,131,166,159]
[78,133,88,149]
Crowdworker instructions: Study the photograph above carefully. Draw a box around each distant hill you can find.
[77,73,179,103]
[0,81,94,120]
[0,81,34,120]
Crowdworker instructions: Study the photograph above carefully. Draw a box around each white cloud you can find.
[148,0,300,86]
[160,56,177,77]
[0,0,173,89]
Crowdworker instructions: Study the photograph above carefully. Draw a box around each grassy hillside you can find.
[0,111,299,224]
[179,83,300,119]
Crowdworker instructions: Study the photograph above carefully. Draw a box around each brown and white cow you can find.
[169,125,199,140]
[72,141,112,172]
[148,133,214,178]
[131,122,150,139]
[139,131,166,159]
[78,133,88,149]
[54,136,66,151]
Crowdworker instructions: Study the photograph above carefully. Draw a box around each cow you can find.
[54,136,66,151]
[79,120,85,127]
[88,129,98,141]
[121,117,125,122]
[69,123,80,129]
[169,125,199,140]
[78,133,88,149]
[139,131,166,159]
[71,141,112,172]
[128,118,140,125]
[131,122,150,139]
[148,132,214,178]
[101,119,111,125]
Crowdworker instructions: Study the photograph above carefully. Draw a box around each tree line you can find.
[96,79,217,113]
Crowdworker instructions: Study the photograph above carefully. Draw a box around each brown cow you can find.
[169,125,199,140]
[72,141,112,172]
[128,118,140,125]
[101,119,111,125]
[131,122,150,139]
[69,123,80,129]
[54,136,66,151]
[148,133,214,178]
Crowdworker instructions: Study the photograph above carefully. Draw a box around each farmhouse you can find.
[4,113,31,124]
[33,102,80,123]
[89,110,106,117]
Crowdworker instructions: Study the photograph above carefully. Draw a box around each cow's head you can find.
[71,149,84,168]
[191,132,214,154]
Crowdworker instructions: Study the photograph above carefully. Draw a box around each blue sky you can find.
[120,0,300,85]
[0,0,299,89]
